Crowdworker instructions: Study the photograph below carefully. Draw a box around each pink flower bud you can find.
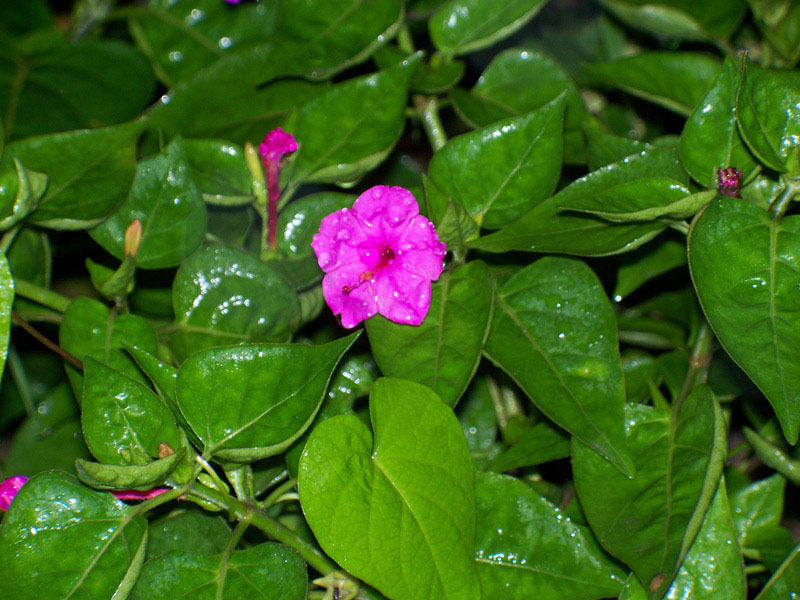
[0,475,28,511]
[717,167,743,197]
[112,488,170,502]
[258,127,298,164]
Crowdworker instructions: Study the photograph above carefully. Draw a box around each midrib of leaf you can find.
[474,556,610,588]
[315,0,367,40]
[457,2,541,51]
[145,5,225,55]
[768,221,791,428]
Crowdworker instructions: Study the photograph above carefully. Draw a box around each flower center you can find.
[342,246,396,295]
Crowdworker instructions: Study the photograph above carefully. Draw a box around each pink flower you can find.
[224,0,242,4]
[0,475,28,511]
[717,167,743,197]
[112,488,170,502]
[312,186,446,328]
[259,127,298,164]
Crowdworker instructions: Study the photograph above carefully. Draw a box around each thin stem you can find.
[669,221,690,235]
[770,183,797,221]
[195,455,229,493]
[7,345,35,416]
[676,322,714,404]
[223,514,252,556]
[260,478,297,509]
[11,311,83,370]
[414,95,447,152]
[397,22,415,54]
[13,279,71,313]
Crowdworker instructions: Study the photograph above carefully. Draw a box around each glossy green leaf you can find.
[584,119,648,171]
[82,358,183,466]
[615,238,687,300]
[429,0,549,55]
[0,40,154,140]
[299,378,479,600]
[366,261,493,407]
[277,192,355,256]
[132,542,307,600]
[484,421,569,472]
[147,509,231,559]
[91,138,207,269]
[169,244,300,363]
[176,334,357,462]
[743,427,800,485]
[0,159,47,231]
[664,482,746,600]
[3,123,140,229]
[7,229,50,295]
[735,61,800,172]
[689,198,800,442]
[457,375,501,469]
[573,387,726,599]
[585,52,720,116]
[76,449,186,491]
[183,139,253,206]
[749,0,800,64]
[0,471,148,600]
[598,0,746,41]
[470,146,688,255]
[284,60,415,186]
[124,344,178,407]
[756,543,800,600]
[730,474,786,548]
[622,349,658,402]
[680,57,758,188]
[485,256,633,475]
[429,96,565,228]
[475,471,626,598]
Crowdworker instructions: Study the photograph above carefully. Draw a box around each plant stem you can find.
[260,478,297,509]
[397,23,415,54]
[770,183,797,220]
[11,311,83,369]
[7,346,35,416]
[414,95,447,152]
[676,322,714,404]
[266,162,280,251]
[13,279,71,313]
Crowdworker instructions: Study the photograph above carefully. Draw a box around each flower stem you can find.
[266,161,281,251]
[397,22,415,54]
[13,279,71,313]
[414,95,447,152]
[11,311,83,370]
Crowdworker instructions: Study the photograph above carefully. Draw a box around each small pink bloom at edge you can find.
[0,475,28,511]
[259,127,298,164]
[312,185,446,329]
[112,488,170,502]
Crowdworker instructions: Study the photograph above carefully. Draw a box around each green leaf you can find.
[82,358,183,466]
[176,334,357,462]
[689,198,800,442]
[457,375,501,469]
[470,146,688,255]
[622,349,658,402]
[0,40,154,140]
[59,297,158,397]
[299,378,479,600]
[277,192,355,256]
[749,0,800,65]
[3,123,140,229]
[183,139,253,206]
[1,383,89,477]
[450,48,585,163]
[743,427,800,485]
[680,57,759,188]
[0,471,148,600]
[615,238,687,300]
[485,256,633,475]
[124,344,178,410]
[0,159,47,231]
[147,509,231,559]
[484,421,569,472]
[429,0,549,55]
[132,542,307,600]
[91,138,207,269]
[7,229,50,295]
[475,472,626,599]
[729,474,786,548]
[436,199,479,260]
[664,482,746,600]
[284,60,416,186]
[429,96,565,229]
[584,118,648,171]
[598,0,746,41]
[573,388,726,599]
[76,449,186,491]
[0,249,12,377]
[735,60,800,172]
[169,244,300,363]
[584,52,721,117]
[756,543,800,600]
[366,261,493,407]
[0,0,53,37]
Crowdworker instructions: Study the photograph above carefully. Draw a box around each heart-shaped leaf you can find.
[176,334,357,462]
[299,378,479,600]
[76,449,186,491]
[485,256,633,475]
[366,261,494,407]
[689,198,800,442]
[0,471,148,600]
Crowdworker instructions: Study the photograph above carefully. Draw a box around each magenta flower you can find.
[112,488,170,502]
[717,167,743,197]
[0,475,28,511]
[312,185,446,328]
[224,0,242,4]
[259,127,298,164]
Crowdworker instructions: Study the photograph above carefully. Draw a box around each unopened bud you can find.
[717,167,743,198]
[124,219,142,258]
[158,443,175,459]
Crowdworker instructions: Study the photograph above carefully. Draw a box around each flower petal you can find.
[322,265,379,328]
[395,215,446,280]
[353,186,419,240]
[374,268,432,326]
[312,208,372,273]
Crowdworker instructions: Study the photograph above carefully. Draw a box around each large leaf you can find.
[749,0,800,65]
[735,61,800,172]
[756,543,800,600]
[91,138,207,269]
[176,334,357,462]
[573,388,726,599]
[680,57,758,188]
[0,40,154,140]
[3,123,140,229]
[429,0,549,55]
[147,509,231,559]
[0,471,148,600]
[584,52,720,116]
[299,378,479,600]
[277,192,355,256]
[284,60,415,186]
[59,296,159,397]
[484,422,570,472]
[614,238,687,300]
[470,146,688,255]
[366,261,493,407]
[729,474,786,549]
[484,256,633,475]
[689,198,800,442]
[132,542,307,600]
[475,472,626,599]
[169,244,300,363]
[183,139,253,206]
[428,96,565,229]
